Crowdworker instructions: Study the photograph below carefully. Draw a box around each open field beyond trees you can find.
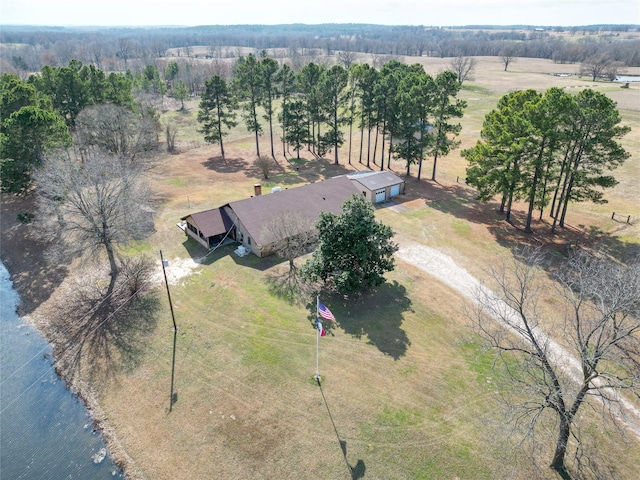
[4,55,640,479]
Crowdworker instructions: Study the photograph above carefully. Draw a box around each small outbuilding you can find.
[347,171,405,203]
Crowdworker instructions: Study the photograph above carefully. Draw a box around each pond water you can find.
[0,261,124,479]
[614,75,640,82]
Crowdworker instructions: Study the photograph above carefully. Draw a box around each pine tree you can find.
[197,75,237,161]
[429,70,466,181]
[233,54,264,157]
[260,53,279,159]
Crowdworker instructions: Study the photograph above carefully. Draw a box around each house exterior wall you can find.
[222,206,267,257]
[357,182,405,204]
[359,189,372,202]
[349,173,405,204]
[184,219,211,249]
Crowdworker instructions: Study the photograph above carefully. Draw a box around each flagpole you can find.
[315,294,320,384]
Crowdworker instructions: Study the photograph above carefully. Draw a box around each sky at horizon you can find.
[1,0,639,28]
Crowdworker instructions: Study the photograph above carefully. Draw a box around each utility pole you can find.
[160,250,177,331]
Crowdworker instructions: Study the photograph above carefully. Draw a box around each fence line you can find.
[611,212,636,224]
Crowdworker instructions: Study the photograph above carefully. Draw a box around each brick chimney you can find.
[254,184,262,196]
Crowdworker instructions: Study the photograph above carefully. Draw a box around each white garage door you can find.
[390,184,400,197]
[375,189,386,203]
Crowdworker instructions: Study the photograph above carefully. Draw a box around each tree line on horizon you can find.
[2,23,639,81]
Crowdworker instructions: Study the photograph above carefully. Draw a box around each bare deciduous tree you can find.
[449,55,478,83]
[604,60,626,81]
[261,210,317,274]
[579,53,612,81]
[165,122,178,153]
[117,38,137,70]
[35,150,154,297]
[74,104,159,163]
[253,155,275,179]
[499,45,517,71]
[336,50,358,69]
[470,248,640,476]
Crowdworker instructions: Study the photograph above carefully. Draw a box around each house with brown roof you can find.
[179,171,404,257]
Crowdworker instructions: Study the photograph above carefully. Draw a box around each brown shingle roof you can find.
[181,207,234,238]
[226,176,360,247]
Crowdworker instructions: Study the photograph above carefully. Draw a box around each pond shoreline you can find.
[0,193,142,480]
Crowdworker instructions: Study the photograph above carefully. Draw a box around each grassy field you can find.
[96,56,639,479]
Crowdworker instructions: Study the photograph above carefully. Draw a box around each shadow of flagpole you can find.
[318,381,366,479]
[169,327,178,412]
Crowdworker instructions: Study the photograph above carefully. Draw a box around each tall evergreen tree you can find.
[319,65,349,164]
[260,53,279,159]
[345,63,361,165]
[374,61,404,171]
[390,70,432,178]
[233,54,264,157]
[0,73,70,193]
[464,88,629,230]
[296,62,325,155]
[356,65,379,167]
[281,99,309,159]
[29,60,89,127]
[551,89,630,231]
[464,90,540,221]
[429,70,466,181]
[275,64,296,157]
[197,75,237,161]
[520,88,567,231]
[28,60,133,127]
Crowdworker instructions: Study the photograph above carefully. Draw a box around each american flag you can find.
[318,301,335,321]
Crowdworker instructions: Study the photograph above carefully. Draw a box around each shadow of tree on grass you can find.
[309,280,413,360]
[265,266,313,306]
[402,178,640,274]
[49,266,161,386]
[201,156,249,174]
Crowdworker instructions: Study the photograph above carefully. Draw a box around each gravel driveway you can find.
[396,243,640,440]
